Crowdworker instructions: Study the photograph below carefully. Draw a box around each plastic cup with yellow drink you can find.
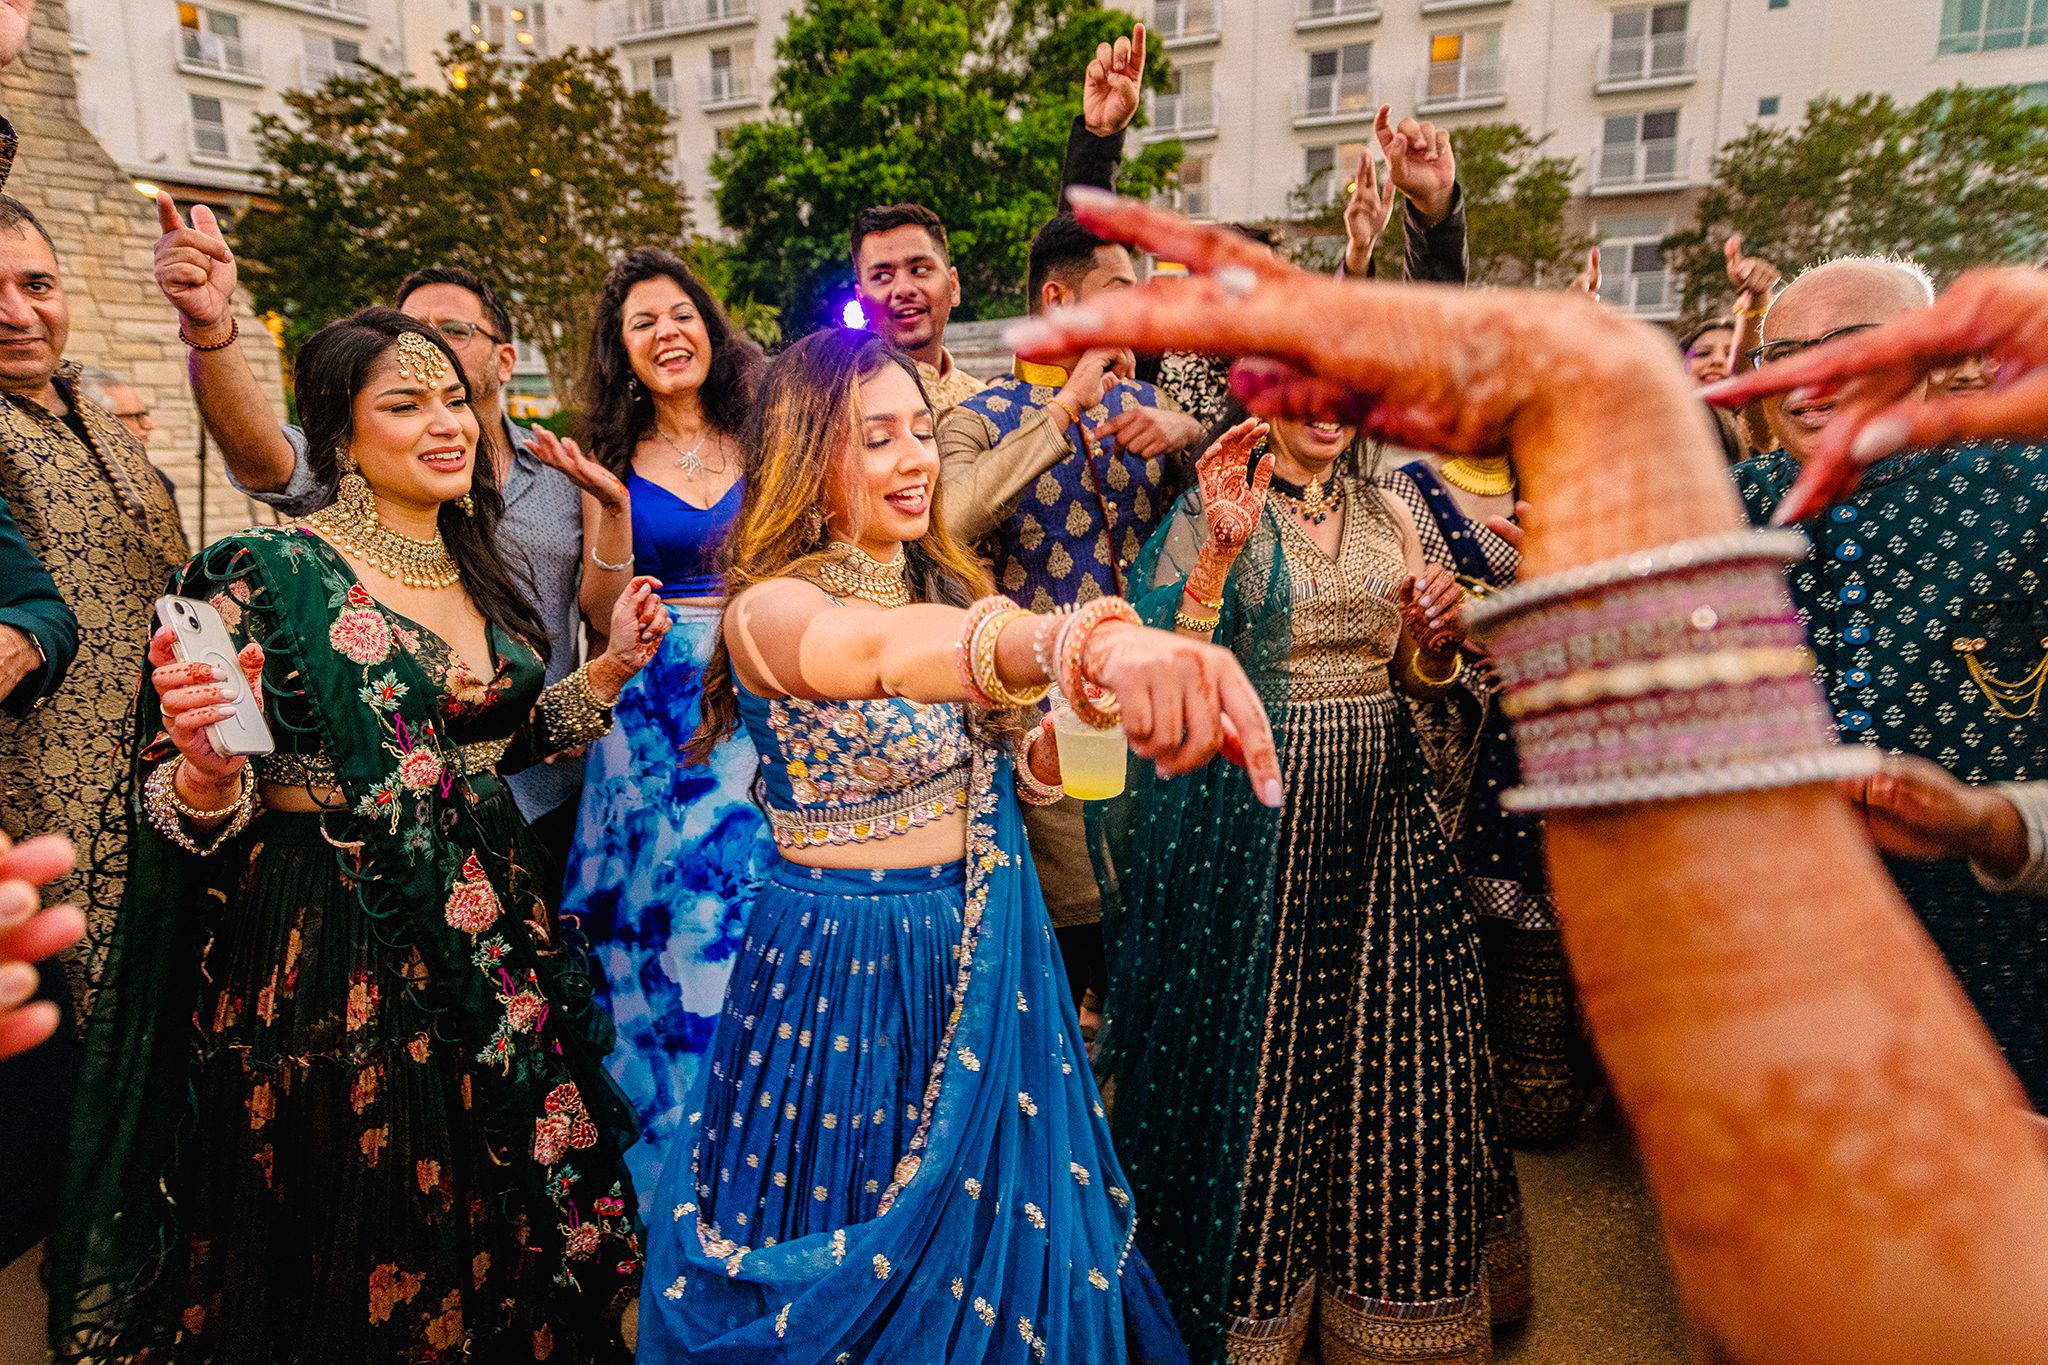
[1049,687,1129,801]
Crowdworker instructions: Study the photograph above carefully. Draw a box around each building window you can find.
[1604,3,1693,84]
[1595,214,1676,319]
[1178,154,1212,219]
[633,54,678,110]
[188,92,233,158]
[1153,61,1218,135]
[1153,0,1221,44]
[1424,26,1504,105]
[1302,141,1369,206]
[302,32,365,83]
[701,45,756,106]
[1303,42,1374,118]
[177,6,257,79]
[1597,108,1683,186]
[1767,0,1787,8]
[1757,95,1780,116]
[469,2,548,56]
[1938,0,2048,53]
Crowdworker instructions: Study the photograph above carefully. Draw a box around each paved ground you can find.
[1495,1109,1693,1363]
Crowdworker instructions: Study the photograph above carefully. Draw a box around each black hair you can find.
[0,195,55,252]
[1227,223,1282,250]
[394,264,515,344]
[849,203,952,268]
[296,307,550,661]
[1026,212,1119,314]
[577,247,763,479]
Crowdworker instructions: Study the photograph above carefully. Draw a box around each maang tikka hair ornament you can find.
[394,330,451,386]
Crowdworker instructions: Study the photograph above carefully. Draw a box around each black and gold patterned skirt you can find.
[1224,692,1520,1365]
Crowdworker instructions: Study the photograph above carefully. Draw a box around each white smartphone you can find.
[154,596,275,757]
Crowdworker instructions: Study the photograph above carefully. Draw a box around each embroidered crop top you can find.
[736,680,972,849]
[631,472,742,599]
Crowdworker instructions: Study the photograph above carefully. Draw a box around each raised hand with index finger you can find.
[153,191,239,335]
[1374,104,1457,225]
[1341,148,1396,277]
[1083,22,1147,137]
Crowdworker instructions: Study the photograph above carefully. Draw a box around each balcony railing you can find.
[1595,30,1699,90]
[249,0,369,21]
[699,69,760,109]
[1152,0,1221,45]
[615,0,756,41]
[187,120,248,166]
[1160,184,1214,220]
[1295,0,1380,27]
[1600,267,1677,319]
[177,30,263,82]
[301,52,371,84]
[1419,0,1508,11]
[66,1,88,51]
[1294,73,1378,125]
[1415,60,1505,111]
[1144,90,1220,139]
[1592,136,1692,190]
[640,76,680,113]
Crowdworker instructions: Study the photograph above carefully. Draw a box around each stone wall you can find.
[0,1,284,546]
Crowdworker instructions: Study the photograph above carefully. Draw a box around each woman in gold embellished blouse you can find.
[1088,406,1523,1365]
[637,327,1285,1364]
[53,311,669,1364]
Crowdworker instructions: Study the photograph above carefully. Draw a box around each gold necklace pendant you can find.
[306,502,462,590]
[817,541,912,608]
[1271,476,1343,526]
[1437,456,1517,498]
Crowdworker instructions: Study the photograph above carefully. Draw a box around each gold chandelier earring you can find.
[458,493,476,517]
[336,445,375,516]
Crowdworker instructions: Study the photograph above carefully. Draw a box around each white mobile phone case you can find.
[154,596,275,757]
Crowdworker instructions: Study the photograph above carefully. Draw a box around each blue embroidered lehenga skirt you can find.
[563,605,770,1212]
[638,753,1189,1364]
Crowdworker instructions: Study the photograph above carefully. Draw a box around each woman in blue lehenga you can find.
[636,328,1287,1363]
[560,248,772,1210]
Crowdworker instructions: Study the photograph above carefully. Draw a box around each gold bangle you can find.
[1735,305,1768,321]
[144,756,257,856]
[973,607,1052,708]
[1410,648,1464,688]
[537,660,617,746]
[164,754,254,821]
[1174,608,1221,633]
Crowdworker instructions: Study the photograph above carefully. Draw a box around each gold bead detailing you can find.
[303,499,461,589]
[260,735,511,791]
[816,541,912,607]
[143,756,257,856]
[1436,455,1517,498]
[536,661,617,747]
[393,329,452,385]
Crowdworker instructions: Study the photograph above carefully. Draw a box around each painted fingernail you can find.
[0,960,35,1009]
[1850,415,1912,464]
[0,880,32,927]
[211,664,229,680]
[1258,779,1285,809]
[1215,266,1257,299]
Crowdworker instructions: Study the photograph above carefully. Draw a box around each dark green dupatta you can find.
[52,527,640,1359]
[1088,496,1295,1362]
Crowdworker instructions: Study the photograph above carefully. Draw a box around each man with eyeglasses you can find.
[1732,254,2048,1108]
[152,201,619,875]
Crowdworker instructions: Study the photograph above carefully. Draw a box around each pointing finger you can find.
[156,191,185,235]
[1130,23,1146,74]
[1373,103,1395,151]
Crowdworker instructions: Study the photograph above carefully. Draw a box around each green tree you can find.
[1665,86,2048,321]
[711,0,1180,332]
[235,40,687,396]
[1283,123,1590,286]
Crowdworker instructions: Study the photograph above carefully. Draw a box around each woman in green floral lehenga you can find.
[52,311,670,1363]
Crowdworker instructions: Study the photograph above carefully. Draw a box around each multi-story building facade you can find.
[70,0,2048,326]
[1139,0,2047,318]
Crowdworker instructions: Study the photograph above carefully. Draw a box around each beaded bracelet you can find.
[143,755,258,856]
[972,606,1052,708]
[1055,597,1141,729]
[179,317,240,352]
[1174,608,1222,634]
[1469,529,1877,810]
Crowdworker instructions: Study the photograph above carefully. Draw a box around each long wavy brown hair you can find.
[686,328,1020,764]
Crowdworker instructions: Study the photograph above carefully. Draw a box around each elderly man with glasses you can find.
[1731,254,2048,1109]
[153,201,622,876]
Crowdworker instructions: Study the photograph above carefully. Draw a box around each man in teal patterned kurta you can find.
[1735,257,2048,1107]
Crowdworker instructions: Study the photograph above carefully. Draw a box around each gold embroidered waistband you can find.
[767,767,971,849]
[259,736,512,791]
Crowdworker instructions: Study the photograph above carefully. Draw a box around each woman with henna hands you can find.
[1089,403,1526,1365]
[1010,188,2048,1364]
[635,328,1282,1364]
[52,312,667,1363]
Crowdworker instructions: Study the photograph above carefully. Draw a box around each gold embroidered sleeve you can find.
[531,661,616,754]
[937,405,1074,546]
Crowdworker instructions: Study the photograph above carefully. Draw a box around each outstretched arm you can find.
[1012,189,2048,1364]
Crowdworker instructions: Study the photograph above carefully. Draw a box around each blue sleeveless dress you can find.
[562,473,769,1213]
[637,675,1190,1364]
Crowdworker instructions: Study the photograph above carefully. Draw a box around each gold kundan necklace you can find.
[817,541,911,607]
[306,499,462,589]
[1437,455,1517,498]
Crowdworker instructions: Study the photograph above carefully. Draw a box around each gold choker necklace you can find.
[817,542,911,608]
[306,499,461,589]
[1269,473,1343,526]
[1437,456,1517,498]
